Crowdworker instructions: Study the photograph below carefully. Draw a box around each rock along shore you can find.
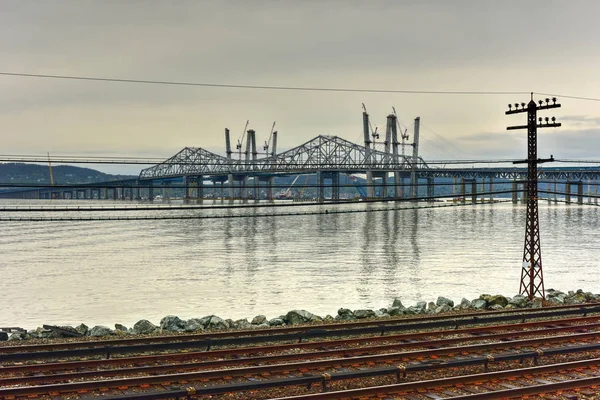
[3,288,597,341]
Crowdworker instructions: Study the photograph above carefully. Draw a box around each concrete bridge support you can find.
[480,180,485,202]
[577,180,584,205]
[317,171,324,203]
[566,181,571,204]
[183,176,190,203]
[512,180,518,204]
[241,176,249,203]
[587,180,591,204]
[267,177,275,202]
[253,177,260,202]
[460,178,466,204]
[394,172,402,199]
[227,174,234,201]
[489,178,494,202]
[426,178,434,202]
[595,180,599,205]
[471,180,477,204]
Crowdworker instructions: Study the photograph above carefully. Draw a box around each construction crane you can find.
[362,103,380,146]
[236,120,249,160]
[47,152,54,186]
[392,107,410,158]
[263,121,276,156]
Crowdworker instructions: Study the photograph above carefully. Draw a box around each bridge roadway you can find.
[1,166,599,203]
[0,134,599,202]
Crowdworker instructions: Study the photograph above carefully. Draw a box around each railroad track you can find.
[2,303,600,399]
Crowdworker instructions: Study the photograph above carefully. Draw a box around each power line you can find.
[535,92,600,102]
[0,72,528,95]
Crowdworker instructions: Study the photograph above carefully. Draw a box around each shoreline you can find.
[3,288,596,342]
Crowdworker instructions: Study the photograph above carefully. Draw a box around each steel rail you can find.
[26,347,600,400]
[2,303,598,357]
[2,330,600,397]
[3,314,600,376]
[269,358,600,400]
[2,325,600,388]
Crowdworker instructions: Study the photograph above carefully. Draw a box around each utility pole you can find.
[506,94,561,300]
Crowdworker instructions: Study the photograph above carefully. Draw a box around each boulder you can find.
[436,296,454,308]
[132,319,157,335]
[489,304,504,310]
[75,323,89,336]
[9,332,27,341]
[565,292,586,304]
[353,309,376,319]
[391,298,405,308]
[203,315,228,330]
[481,294,508,307]
[251,315,267,325]
[0,332,8,341]
[285,310,315,325]
[337,308,355,320]
[375,309,390,318]
[234,319,252,329]
[89,325,112,337]
[115,324,128,332]
[268,318,285,326]
[460,298,472,309]
[323,315,334,322]
[387,307,405,316]
[434,304,452,313]
[407,301,427,314]
[427,302,437,311]
[309,314,323,323]
[529,297,543,308]
[225,319,235,329]
[183,318,204,332]
[547,296,564,305]
[472,299,487,310]
[508,294,528,308]
[160,315,185,332]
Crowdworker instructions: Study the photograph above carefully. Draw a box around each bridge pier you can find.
[512,181,518,204]
[489,178,494,202]
[460,178,466,204]
[480,180,485,202]
[253,176,260,202]
[426,178,434,202]
[227,174,234,201]
[577,180,583,205]
[183,175,190,203]
[587,180,591,204]
[381,172,388,199]
[566,181,571,204]
[394,172,402,199]
[595,180,599,205]
[267,177,274,202]
[471,180,477,204]
[241,176,248,203]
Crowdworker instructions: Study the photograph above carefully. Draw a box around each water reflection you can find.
[2,201,600,328]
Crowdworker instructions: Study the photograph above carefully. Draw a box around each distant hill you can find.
[0,163,136,185]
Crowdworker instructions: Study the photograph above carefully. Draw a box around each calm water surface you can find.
[1,200,599,329]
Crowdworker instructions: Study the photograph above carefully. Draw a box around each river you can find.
[0,199,599,329]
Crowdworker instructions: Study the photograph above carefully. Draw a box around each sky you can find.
[1,0,599,175]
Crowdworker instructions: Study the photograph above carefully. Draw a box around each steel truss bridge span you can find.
[138,135,421,179]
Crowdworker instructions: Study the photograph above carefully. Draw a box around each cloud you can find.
[2,1,600,174]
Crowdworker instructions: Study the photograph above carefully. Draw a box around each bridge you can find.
[1,112,599,203]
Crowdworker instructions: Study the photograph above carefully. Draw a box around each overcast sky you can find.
[1,0,599,174]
